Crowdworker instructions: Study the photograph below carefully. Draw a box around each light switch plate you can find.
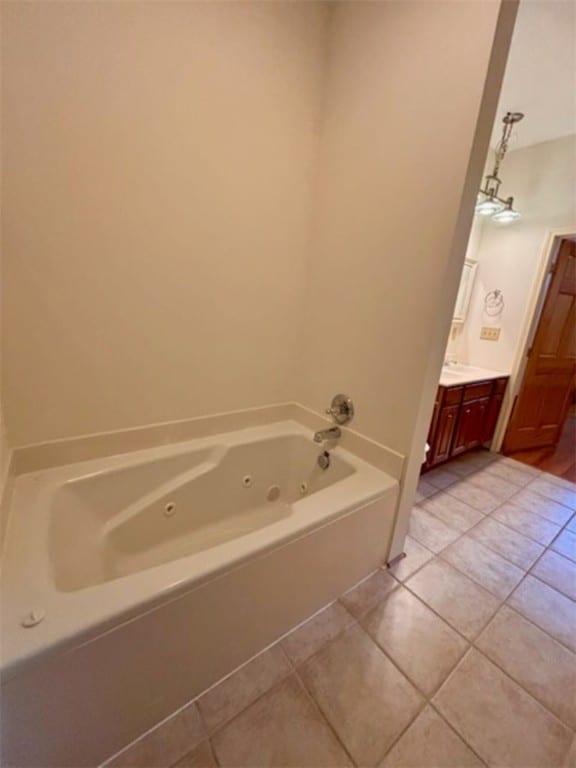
[480,326,500,341]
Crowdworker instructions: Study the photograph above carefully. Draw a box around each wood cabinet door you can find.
[430,404,459,464]
[469,398,490,448]
[453,398,491,454]
[483,392,504,443]
[453,403,475,455]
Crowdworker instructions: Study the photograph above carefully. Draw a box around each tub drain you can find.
[300,482,308,495]
[242,475,253,488]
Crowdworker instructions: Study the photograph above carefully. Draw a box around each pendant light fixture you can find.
[476,111,524,223]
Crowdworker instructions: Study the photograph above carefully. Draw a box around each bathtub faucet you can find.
[314,426,341,444]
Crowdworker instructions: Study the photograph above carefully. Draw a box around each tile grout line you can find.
[400,531,576,677]
[292,663,360,768]
[427,698,489,767]
[414,463,574,579]
[429,648,575,767]
[471,604,576,732]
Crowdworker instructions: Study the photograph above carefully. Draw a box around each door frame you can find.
[492,227,576,452]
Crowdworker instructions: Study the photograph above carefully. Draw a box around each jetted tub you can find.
[1,420,398,767]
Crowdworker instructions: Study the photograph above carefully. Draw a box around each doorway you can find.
[502,237,576,480]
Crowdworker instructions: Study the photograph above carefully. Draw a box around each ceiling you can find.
[491,0,576,150]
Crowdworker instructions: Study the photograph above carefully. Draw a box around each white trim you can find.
[492,226,576,451]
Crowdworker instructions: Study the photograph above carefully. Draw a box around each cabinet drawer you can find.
[442,386,464,406]
[463,381,493,402]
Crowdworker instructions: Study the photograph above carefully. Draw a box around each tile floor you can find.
[107,451,576,768]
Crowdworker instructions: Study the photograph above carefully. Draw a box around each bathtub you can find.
[1,419,398,767]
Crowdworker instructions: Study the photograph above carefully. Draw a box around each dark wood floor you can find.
[508,414,576,483]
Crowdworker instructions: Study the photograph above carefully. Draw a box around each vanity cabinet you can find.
[425,377,508,469]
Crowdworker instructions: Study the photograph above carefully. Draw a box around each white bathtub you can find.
[1,420,398,767]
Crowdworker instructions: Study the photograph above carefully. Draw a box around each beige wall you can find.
[297,0,514,455]
[2,2,329,444]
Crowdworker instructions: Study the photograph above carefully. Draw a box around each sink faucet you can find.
[314,426,341,443]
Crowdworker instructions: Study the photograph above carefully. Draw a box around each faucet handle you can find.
[325,394,354,425]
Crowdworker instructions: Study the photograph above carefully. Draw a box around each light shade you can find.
[492,206,520,223]
[475,196,504,216]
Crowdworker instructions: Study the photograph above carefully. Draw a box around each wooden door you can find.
[503,238,576,453]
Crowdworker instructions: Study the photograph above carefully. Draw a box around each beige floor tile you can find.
[512,489,574,526]
[379,706,484,768]
[508,575,576,652]
[409,506,460,554]
[546,474,576,491]
[281,601,354,666]
[482,460,535,487]
[527,478,576,511]
[552,528,576,562]
[106,703,205,768]
[465,470,519,501]
[445,461,478,479]
[416,478,438,503]
[434,650,572,768]
[440,536,524,599]
[406,559,499,640]
[476,606,576,729]
[197,644,290,733]
[362,586,467,696]
[299,624,423,766]
[492,501,561,545]
[211,674,351,767]
[532,549,576,600]
[421,493,484,533]
[445,481,501,514]
[468,516,544,569]
[173,741,217,768]
[424,468,461,490]
[339,569,397,619]
[453,451,498,468]
[499,456,541,477]
[388,536,434,582]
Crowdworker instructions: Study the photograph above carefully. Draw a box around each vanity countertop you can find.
[439,363,509,387]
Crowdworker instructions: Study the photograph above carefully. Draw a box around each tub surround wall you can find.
[10,402,404,481]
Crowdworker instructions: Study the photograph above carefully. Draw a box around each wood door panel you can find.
[504,239,576,453]
[561,251,576,292]
[540,294,572,355]
[430,404,459,464]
